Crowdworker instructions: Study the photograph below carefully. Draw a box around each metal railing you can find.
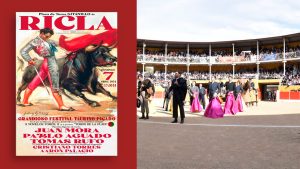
[285,51,300,59]
[137,52,300,64]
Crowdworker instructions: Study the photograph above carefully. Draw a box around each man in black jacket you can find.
[169,72,187,124]
[137,74,143,97]
[208,76,220,101]
[198,83,206,110]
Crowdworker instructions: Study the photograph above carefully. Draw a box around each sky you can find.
[137,0,300,42]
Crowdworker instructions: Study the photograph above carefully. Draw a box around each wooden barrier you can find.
[279,91,300,100]
[290,91,300,100]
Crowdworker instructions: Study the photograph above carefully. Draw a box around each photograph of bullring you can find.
[136,0,300,169]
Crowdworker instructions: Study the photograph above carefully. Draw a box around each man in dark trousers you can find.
[208,76,220,101]
[169,72,187,124]
[198,83,206,110]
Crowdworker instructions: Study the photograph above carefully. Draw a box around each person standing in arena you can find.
[169,72,187,124]
[161,81,171,110]
[249,78,257,106]
[137,74,143,97]
[137,74,143,108]
[139,78,155,119]
[204,76,224,118]
[190,81,202,113]
[243,80,252,106]
[218,78,225,104]
[198,83,206,110]
[188,83,194,106]
[224,76,237,115]
[234,78,244,113]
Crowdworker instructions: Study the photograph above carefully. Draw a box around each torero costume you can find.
[21,36,60,91]
[20,28,74,111]
[20,28,117,111]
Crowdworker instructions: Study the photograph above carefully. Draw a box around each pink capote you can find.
[235,93,243,112]
[204,97,224,119]
[224,92,237,115]
[190,92,202,112]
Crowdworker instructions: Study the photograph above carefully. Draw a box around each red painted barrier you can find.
[257,91,262,100]
[280,92,290,99]
[290,91,300,100]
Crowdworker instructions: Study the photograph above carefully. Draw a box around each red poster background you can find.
[0,0,136,168]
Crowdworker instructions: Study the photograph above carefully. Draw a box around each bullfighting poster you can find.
[16,12,118,156]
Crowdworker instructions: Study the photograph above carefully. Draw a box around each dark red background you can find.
[0,0,136,168]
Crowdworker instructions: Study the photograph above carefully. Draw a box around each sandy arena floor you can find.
[137,98,300,169]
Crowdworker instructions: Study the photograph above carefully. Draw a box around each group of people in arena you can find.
[137,72,259,122]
